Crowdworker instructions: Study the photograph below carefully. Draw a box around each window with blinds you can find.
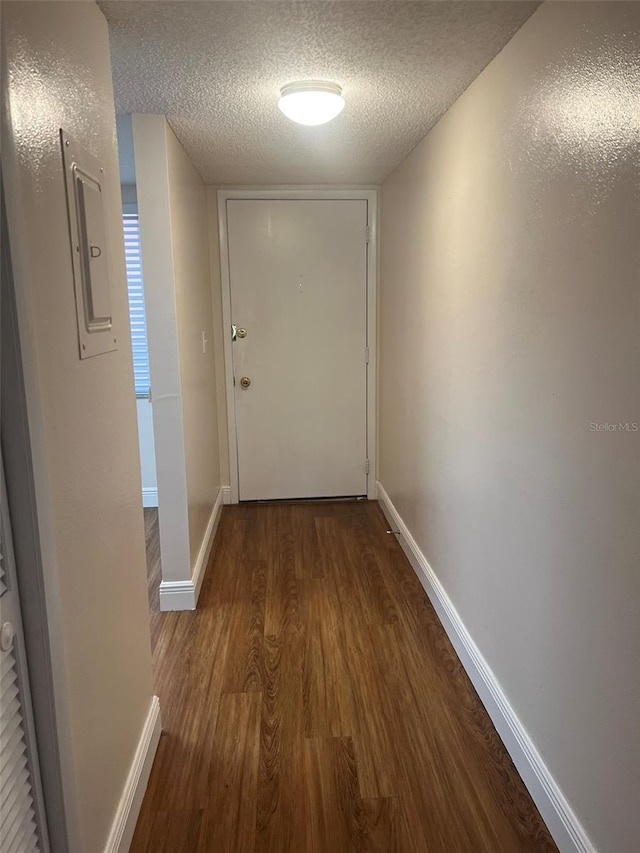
[123,212,151,398]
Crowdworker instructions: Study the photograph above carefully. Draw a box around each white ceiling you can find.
[102,1,540,185]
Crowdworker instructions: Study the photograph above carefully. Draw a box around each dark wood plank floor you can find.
[144,508,162,618]
[135,501,557,852]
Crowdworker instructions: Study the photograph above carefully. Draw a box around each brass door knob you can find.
[240,376,251,388]
[237,327,247,339]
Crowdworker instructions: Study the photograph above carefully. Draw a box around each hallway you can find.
[133,501,556,852]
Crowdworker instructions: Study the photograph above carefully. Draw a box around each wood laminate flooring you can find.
[144,507,162,617]
[135,501,557,852]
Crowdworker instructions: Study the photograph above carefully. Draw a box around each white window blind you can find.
[123,213,151,397]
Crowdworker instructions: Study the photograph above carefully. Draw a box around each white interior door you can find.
[0,462,49,852]
[227,199,368,501]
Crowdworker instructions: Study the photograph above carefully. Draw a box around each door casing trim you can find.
[217,188,378,504]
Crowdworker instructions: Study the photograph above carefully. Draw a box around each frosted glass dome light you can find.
[278,81,345,126]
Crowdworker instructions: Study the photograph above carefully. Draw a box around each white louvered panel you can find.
[1,747,28,804]
[0,700,23,757]
[2,760,30,817]
[0,679,20,729]
[0,652,18,697]
[2,770,35,837]
[0,549,6,596]
[4,805,37,853]
[0,647,40,853]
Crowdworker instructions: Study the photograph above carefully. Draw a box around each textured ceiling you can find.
[102,1,540,185]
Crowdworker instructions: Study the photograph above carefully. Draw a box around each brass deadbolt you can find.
[240,376,251,388]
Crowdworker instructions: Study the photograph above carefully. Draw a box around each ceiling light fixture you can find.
[278,80,345,126]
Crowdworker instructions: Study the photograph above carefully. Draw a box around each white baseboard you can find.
[104,695,161,853]
[221,485,232,505]
[158,578,197,611]
[158,488,223,611]
[376,481,595,853]
[191,487,223,603]
[141,487,158,508]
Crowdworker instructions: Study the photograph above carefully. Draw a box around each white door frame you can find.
[217,188,378,504]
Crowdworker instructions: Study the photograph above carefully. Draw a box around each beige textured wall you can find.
[134,115,221,582]
[2,3,154,851]
[379,3,640,851]
[165,128,220,566]
[133,114,191,583]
